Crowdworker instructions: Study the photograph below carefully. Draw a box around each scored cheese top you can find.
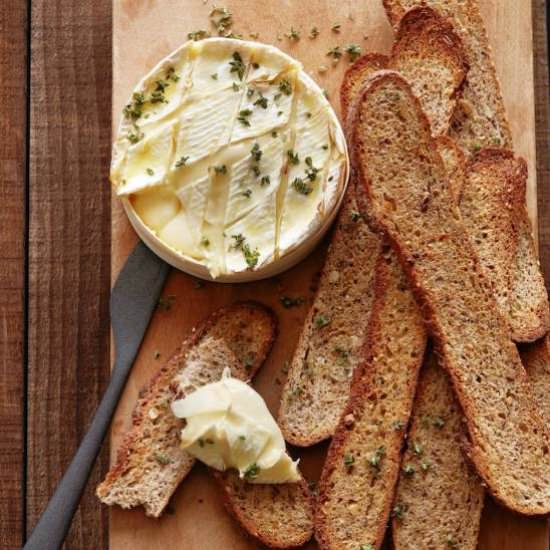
[111,38,348,278]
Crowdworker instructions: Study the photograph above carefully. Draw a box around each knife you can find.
[24,241,170,550]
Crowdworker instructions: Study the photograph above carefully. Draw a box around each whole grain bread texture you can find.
[97,302,276,517]
[520,336,550,429]
[383,0,512,151]
[316,247,426,550]
[388,6,468,137]
[392,352,484,550]
[278,58,386,448]
[353,71,550,515]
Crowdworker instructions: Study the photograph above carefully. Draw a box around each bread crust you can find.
[352,71,550,515]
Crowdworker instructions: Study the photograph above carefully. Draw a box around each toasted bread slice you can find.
[392,353,484,550]
[510,212,550,342]
[459,149,523,327]
[213,471,314,549]
[435,136,466,204]
[388,7,468,137]
[520,336,550,429]
[341,54,389,124]
[278,57,386,448]
[97,302,276,517]
[353,72,550,514]
[316,247,426,550]
[383,0,512,151]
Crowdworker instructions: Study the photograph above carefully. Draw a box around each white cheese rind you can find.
[111,38,348,278]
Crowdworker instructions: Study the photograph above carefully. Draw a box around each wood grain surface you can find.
[109,1,549,550]
[26,1,112,548]
[2,0,548,549]
[0,2,28,548]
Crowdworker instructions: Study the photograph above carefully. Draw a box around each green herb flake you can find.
[309,26,320,39]
[471,143,482,153]
[402,464,415,476]
[200,237,210,247]
[229,51,246,80]
[146,167,154,175]
[292,177,312,195]
[271,130,278,138]
[280,295,304,308]
[287,149,300,165]
[238,108,253,126]
[153,350,161,360]
[242,189,252,198]
[123,92,146,120]
[285,27,301,41]
[351,210,362,222]
[279,79,293,96]
[305,156,320,182]
[158,294,176,311]
[260,175,270,186]
[308,479,318,492]
[239,435,246,441]
[214,164,227,174]
[243,462,260,480]
[322,144,329,150]
[175,155,190,168]
[392,503,407,520]
[360,545,374,550]
[392,420,405,431]
[211,73,218,80]
[327,46,343,59]
[187,29,211,41]
[331,23,341,33]
[231,234,260,269]
[250,34,260,41]
[153,452,171,465]
[232,82,240,92]
[368,446,386,470]
[209,6,234,36]
[345,43,362,62]
[127,127,144,144]
[421,460,432,472]
[432,416,445,428]
[250,142,262,162]
[412,441,423,455]
[446,536,459,549]
[315,314,331,328]
[343,454,355,469]
[254,93,268,109]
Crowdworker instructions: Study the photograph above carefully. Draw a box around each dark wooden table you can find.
[1,1,549,548]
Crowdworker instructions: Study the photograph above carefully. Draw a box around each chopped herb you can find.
[360,545,374,550]
[412,441,423,455]
[175,155,190,168]
[123,92,146,120]
[277,110,283,116]
[225,31,243,40]
[328,175,334,182]
[309,26,320,39]
[193,279,205,289]
[127,127,144,144]
[323,89,330,99]
[211,73,218,80]
[198,438,205,448]
[214,164,227,174]
[305,156,320,181]
[242,189,252,198]
[239,435,246,441]
[446,536,459,549]
[351,210,362,222]
[308,480,318,492]
[250,142,262,162]
[285,27,301,41]
[247,88,255,98]
[305,112,312,119]
[231,234,260,268]
[250,34,260,41]
[393,420,405,431]
[289,385,303,399]
[293,177,313,195]
[392,503,407,520]
[209,5,233,36]
[432,416,445,428]
[280,295,304,308]
[492,136,501,145]
[271,130,278,138]
[327,46,343,59]
[254,93,268,109]
[166,66,179,82]
[153,350,161,360]
[146,168,155,176]
[345,43,362,62]
[402,464,415,476]
[229,51,246,80]
[153,452,171,465]
[252,165,261,177]
[315,314,331,328]
[243,353,255,369]
[279,79,293,96]
[331,23,341,33]
[158,294,176,311]
[243,463,260,480]
[368,446,386,470]
[421,460,432,472]
[232,82,240,92]
[205,438,214,444]
[200,237,210,247]
[187,29,211,41]
[238,108,253,126]
[471,143,482,153]
[260,175,270,186]
[344,454,355,469]
[287,149,300,165]
[274,92,282,101]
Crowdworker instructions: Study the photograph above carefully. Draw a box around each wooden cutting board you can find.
[110,1,548,548]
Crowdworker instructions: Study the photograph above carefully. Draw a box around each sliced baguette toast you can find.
[278,58,386,448]
[520,336,550,429]
[316,248,426,550]
[435,135,466,204]
[383,0,512,151]
[353,71,550,514]
[388,7,468,137]
[97,302,276,517]
[392,353,484,550]
[459,149,524,328]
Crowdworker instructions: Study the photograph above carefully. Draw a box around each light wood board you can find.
[110,1,548,548]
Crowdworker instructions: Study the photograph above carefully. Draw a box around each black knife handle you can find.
[23,357,131,550]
